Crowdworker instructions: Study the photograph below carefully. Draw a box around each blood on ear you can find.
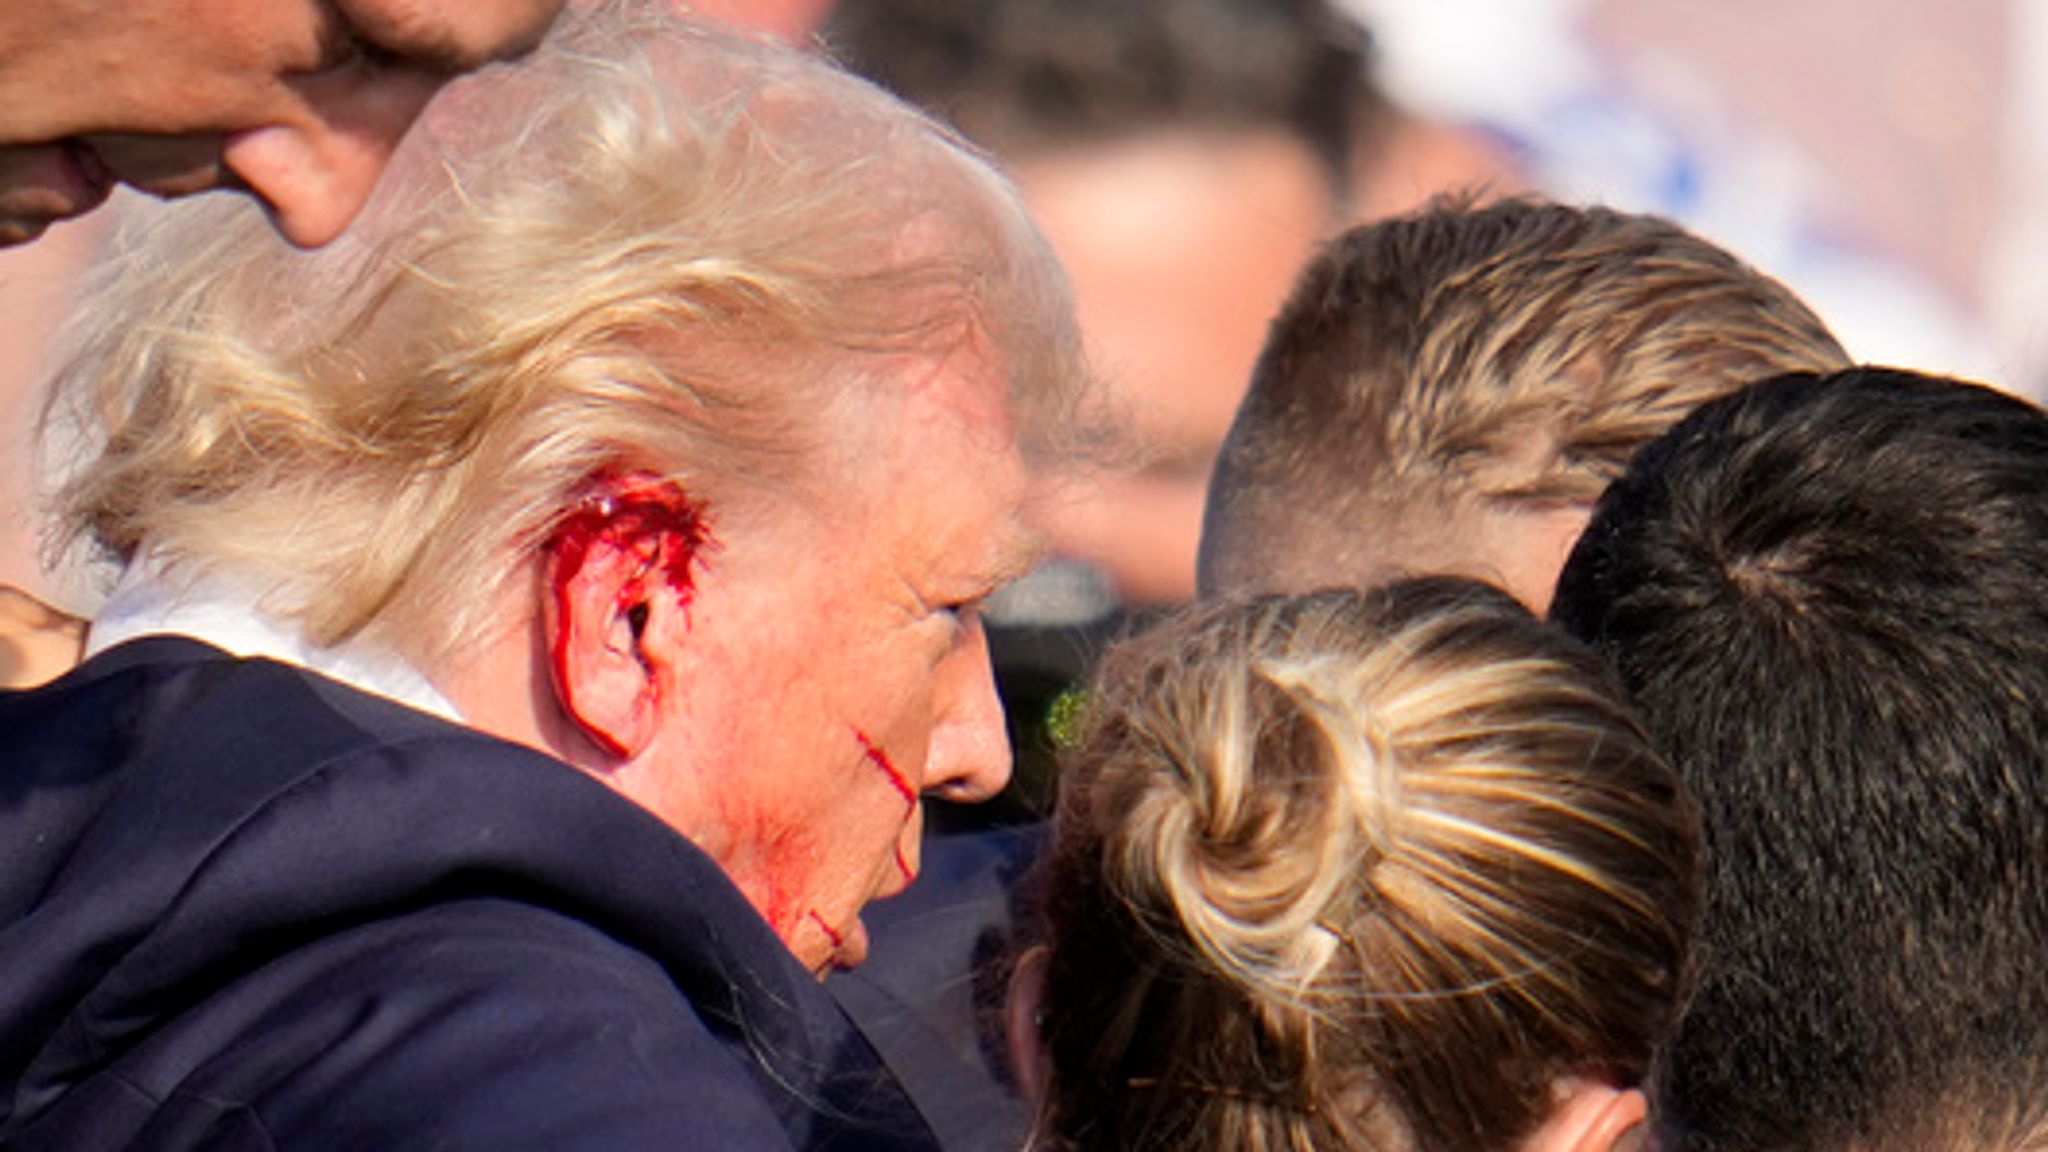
[548,471,714,614]
[544,470,715,758]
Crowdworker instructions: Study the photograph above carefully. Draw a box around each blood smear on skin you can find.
[807,909,845,949]
[854,730,919,882]
[854,729,917,806]
[546,472,712,756]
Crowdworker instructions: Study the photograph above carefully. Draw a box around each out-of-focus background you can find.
[3,1,2042,809]
[1349,0,2043,390]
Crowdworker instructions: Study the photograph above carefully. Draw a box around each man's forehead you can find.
[908,439,1041,594]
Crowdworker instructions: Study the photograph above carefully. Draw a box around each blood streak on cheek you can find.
[854,728,919,883]
[546,471,715,757]
[854,729,917,806]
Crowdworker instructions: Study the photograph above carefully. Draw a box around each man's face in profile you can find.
[617,347,1038,975]
[1012,129,1334,605]
[0,0,563,247]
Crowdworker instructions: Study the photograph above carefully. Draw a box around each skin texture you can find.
[1014,129,1334,605]
[0,0,564,247]
[444,342,1040,975]
[1345,504,1593,617]
[0,585,84,689]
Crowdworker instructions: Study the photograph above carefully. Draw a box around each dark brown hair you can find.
[1199,197,1848,598]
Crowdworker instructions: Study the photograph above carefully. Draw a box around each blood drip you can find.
[806,909,845,949]
[854,729,918,806]
[547,471,713,757]
[854,729,920,883]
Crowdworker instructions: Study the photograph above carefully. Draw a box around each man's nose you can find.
[220,69,444,248]
[922,615,1013,803]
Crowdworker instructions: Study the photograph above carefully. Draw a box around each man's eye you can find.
[937,599,984,632]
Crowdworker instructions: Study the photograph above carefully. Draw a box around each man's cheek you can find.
[723,811,826,940]
[854,727,919,884]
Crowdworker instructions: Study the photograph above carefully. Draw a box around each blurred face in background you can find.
[1014,128,1335,605]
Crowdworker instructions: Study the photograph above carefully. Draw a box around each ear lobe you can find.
[1006,945,1054,1110]
[544,537,661,761]
[1522,1083,1649,1152]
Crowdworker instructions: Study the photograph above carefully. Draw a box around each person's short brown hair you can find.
[1198,197,1848,601]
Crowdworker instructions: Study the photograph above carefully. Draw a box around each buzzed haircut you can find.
[1551,367,2048,1152]
[1199,198,1848,598]
[822,0,1377,187]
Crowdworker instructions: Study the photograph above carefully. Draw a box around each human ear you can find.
[541,474,710,761]
[1521,1082,1649,1152]
[1005,945,1053,1110]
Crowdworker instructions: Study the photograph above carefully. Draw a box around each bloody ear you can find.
[542,473,711,761]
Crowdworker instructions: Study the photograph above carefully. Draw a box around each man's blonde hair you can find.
[1034,578,1699,1152]
[1199,197,1848,597]
[46,2,1083,663]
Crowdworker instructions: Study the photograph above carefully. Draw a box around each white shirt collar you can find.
[85,558,463,724]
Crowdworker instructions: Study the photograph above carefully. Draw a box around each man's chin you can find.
[811,913,870,978]
[837,914,871,971]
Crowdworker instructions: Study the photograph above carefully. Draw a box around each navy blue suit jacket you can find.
[829,823,1043,1152]
[0,637,939,1151]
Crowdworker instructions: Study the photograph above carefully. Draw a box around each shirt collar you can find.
[85,558,463,724]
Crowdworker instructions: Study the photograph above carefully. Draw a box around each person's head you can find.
[0,0,566,248]
[47,5,1089,975]
[1551,368,2048,1152]
[1016,578,1699,1152]
[828,0,1375,604]
[1199,198,1849,611]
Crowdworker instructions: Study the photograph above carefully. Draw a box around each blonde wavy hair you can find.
[1200,197,1848,597]
[44,1,1084,664]
[1034,578,1700,1152]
